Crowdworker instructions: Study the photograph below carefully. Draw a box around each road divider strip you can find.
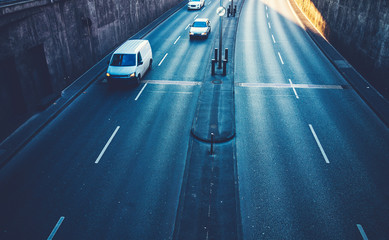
[95,126,120,164]
[309,124,330,164]
[47,216,65,240]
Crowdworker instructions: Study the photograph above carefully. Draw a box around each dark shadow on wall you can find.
[0,45,54,142]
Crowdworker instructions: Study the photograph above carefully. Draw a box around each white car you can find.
[188,0,205,10]
[189,18,211,39]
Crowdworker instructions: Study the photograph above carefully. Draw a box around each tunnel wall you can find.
[0,0,183,141]
[293,0,389,98]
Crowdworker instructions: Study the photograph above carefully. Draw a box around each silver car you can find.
[189,18,211,39]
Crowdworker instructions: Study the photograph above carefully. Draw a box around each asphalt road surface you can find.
[0,0,388,239]
[235,0,389,239]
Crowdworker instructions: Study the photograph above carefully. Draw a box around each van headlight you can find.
[130,73,136,78]
[106,73,110,77]
[201,32,207,35]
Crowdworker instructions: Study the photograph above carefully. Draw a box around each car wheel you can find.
[148,59,152,71]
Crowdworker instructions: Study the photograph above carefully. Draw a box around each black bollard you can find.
[214,48,218,62]
[222,59,227,76]
[210,133,215,155]
[211,59,216,76]
[224,48,229,62]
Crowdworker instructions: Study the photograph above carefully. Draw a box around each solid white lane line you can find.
[47,216,65,240]
[268,22,271,29]
[174,36,181,45]
[185,24,190,30]
[194,14,198,19]
[158,53,168,66]
[309,124,330,164]
[135,83,148,101]
[272,34,276,43]
[357,224,369,240]
[289,79,299,99]
[95,126,120,164]
[278,52,284,64]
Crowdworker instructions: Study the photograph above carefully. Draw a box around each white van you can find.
[106,40,152,85]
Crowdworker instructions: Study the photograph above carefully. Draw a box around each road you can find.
[0,1,219,239]
[235,0,389,239]
[0,0,388,239]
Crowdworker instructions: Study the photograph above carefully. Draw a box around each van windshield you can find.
[110,54,136,66]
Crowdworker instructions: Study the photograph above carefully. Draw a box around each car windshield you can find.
[110,54,136,66]
[193,21,207,27]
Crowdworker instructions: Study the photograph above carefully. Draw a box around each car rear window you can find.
[193,21,207,27]
[110,54,136,66]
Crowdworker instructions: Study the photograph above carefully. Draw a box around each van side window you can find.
[138,52,143,65]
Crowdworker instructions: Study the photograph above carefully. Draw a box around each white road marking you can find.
[278,52,284,64]
[202,7,206,11]
[357,224,369,240]
[194,14,198,19]
[208,1,212,5]
[158,53,168,66]
[237,82,345,89]
[142,80,201,86]
[268,22,271,29]
[185,24,190,30]
[174,36,181,45]
[266,6,268,10]
[289,79,299,99]
[47,216,65,240]
[267,13,269,18]
[95,126,120,164]
[272,34,276,43]
[309,124,330,164]
[135,83,148,101]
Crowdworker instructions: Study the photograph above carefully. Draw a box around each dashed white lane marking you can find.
[158,53,168,66]
[174,36,181,45]
[289,79,299,99]
[278,52,284,64]
[95,126,120,164]
[309,124,330,164]
[185,24,190,30]
[194,14,199,19]
[47,216,65,240]
[266,6,268,10]
[268,22,271,29]
[135,83,148,101]
[272,34,276,43]
[267,13,269,18]
[202,7,206,11]
[357,224,369,240]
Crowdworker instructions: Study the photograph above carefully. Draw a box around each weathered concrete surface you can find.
[293,0,389,99]
[0,0,183,142]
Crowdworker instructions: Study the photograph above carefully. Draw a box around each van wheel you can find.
[136,74,141,86]
[149,59,152,70]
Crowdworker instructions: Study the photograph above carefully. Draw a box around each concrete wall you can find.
[294,0,389,98]
[0,0,182,141]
